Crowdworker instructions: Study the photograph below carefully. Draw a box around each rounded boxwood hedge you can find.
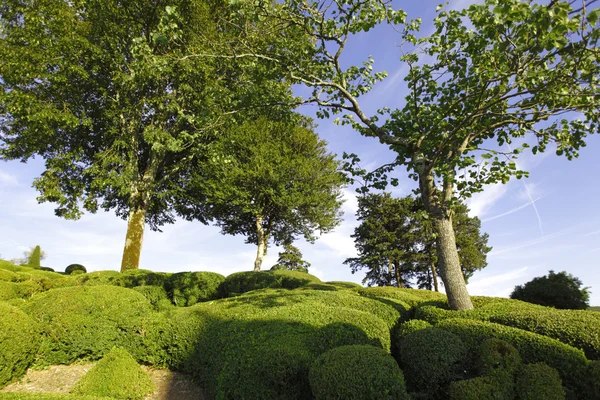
[398,327,467,393]
[0,394,112,399]
[583,360,600,399]
[65,264,87,275]
[0,303,40,388]
[71,347,154,399]
[436,318,588,396]
[515,363,565,400]
[448,374,512,400]
[132,285,172,311]
[395,319,432,343]
[166,271,224,306]
[309,345,410,400]
[475,338,521,377]
[21,285,153,365]
[217,270,321,298]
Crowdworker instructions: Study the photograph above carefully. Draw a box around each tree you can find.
[27,245,42,269]
[229,0,600,309]
[344,193,491,290]
[510,270,590,310]
[0,0,295,271]
[271,243,311,273]
[183,117,344,271]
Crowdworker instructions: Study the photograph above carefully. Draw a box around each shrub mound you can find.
[475,338,521,376]
[395,319,432,343]
[416,301,600,360]
[309,345,410,400]
[22,285,153,365]
[325,281,362,289]
[167,271,224,306]
[398,327,467,392]
[72,347,154,399]
[448,374,510,400]
[132,286,172,311]
[516,363,565,400]
[217,270,321,298]
[583,360,600,399]
[0,303,40,388]
[436,318,588,395]
[0,394,111,399]
[65,264,87,275]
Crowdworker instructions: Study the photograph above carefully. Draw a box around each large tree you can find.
[0,0,294,271]
[225,0,600,309]
[344,193,491,290]
[181,117,345,271]
[511,270,591,310]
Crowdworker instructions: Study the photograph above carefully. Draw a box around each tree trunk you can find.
[418,167,473,310]
[120,203,147,272]
[254,215,266,271]
[431,262,439,292]
[393,260,402,288]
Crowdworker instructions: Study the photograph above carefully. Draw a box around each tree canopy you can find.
[229,0,600,309]
[344,193,491,289]
[181,116,345,271]
[0,0,296,271]
[511,270,591,310]
[271,243,311,273]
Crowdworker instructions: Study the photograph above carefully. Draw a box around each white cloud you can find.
[467,266,531,297]
[0,171,18,185]
[467,183,509,218]
[482,194,547,223]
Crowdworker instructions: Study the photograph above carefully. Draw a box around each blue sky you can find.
[1,0,599,305]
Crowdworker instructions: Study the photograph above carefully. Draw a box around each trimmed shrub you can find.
[217,270,320,298]
[0,269,19,282]
[132,285,172,311]
[65,264,87,275]
[71,270,85,276]
[167,271,224,306]
[121,269,170,288]
[40,267,55,272]
[309,345,410,400]
[27,246,42,269]
[0,394,111,399]
[75,270,124,287]
[325,281,362,289]
[582,360,600,400]
[182,290,395,399]
[0,280,45,300]
[22,285,153,365]
[358,286,447,308]
[476,338,521,376]
[436,318,588,395]
[394,319,432,343]
[0,260,19,272]
[516,363,565,400]
[0,303,40,387]
[72,347,154,399]
[449,375,512,400]
[398,327,467,393]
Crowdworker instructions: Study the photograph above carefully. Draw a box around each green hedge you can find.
[132,286,172,311]
[217,270,321,298]
[583,360,600,399]
[167,271,224,306]
[0,394,111,400]
[72,347,154,400]
[436,318,588,396]
[65,264,87,275]
[0,303,40,388]
[397,327,467,393]
[309,345,410,400]
[416,301,600,360]
[177,289,395,400]
[516,363,565,400]
[21,285,153,365]
[448,374,513,400]
[358,287,447,308]
[325,281,362,289]
[393,319,432,353]
[475,338,521,377]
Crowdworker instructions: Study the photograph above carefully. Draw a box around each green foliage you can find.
[358,286,447,307]
[167,271,224,306]
[271,243,311,273]
[582,360,600,399]
[309,345,410,400]
[345,194,490,288]
[0,303,40,388]
[22,285,153,365]
[217,270,321,298]
[394,319,432,343]
[398,328,468,393]
[325,281,362,289]
[436,318,588,396]
[475,339,521,377]
[27,246,42,269]
[511,270,590,310]
[448,374,513,400]
[515,363,565,400]
[0,394,111,400]
[0,260,19,272]
[416,301,600,360]
[72,347,154,400]
[132,286,172,311]
[65,264,87,275]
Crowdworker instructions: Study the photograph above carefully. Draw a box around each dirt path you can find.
[1,363,207,400]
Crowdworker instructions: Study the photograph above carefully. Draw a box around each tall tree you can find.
[271,243,311,273]
[344,193,491,289]
[511,270,591,310]
[0,0,294,271]
[182,117,344,271]
[226,0,599,309]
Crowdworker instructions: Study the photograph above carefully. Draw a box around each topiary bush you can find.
[132,285,172,311]
[397,327,467,393]
[166,271,224,306]
[121,269,170,288]
[0,394,112,399]
[475,338,522,377]
[325,281,362,289]
[582,360,600,400]
[436,318,588,396]
[217,270,321,298]
[71,347,154,399]
[448,375,511,400]
[515,363,565,400]
[21,285,153,365]
[395,319,432,342]
[308,345,410,400]
[0,303,40,388]
[65,264,87,275]
[75,270,124,287]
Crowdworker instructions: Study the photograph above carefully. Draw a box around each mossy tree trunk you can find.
[254,215,268,272]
